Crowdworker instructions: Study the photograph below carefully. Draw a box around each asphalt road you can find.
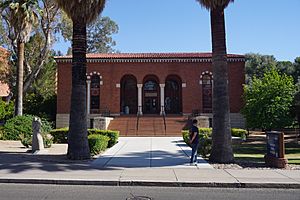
[0,184,300,200]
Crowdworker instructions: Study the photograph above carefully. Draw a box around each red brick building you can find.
[55,53,245,132]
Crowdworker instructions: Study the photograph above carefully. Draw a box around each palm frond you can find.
[196,0,234,10]
[55,0,106,24]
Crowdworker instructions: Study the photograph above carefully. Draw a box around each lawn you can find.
[233,133,300,165]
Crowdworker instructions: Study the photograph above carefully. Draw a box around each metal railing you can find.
[136,106,142,130]
[161,106,166,133]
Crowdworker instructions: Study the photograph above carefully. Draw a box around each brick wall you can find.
[57,60,244,115]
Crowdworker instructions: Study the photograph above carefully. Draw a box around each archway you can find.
[165,75,182,114]
[143,75,160,114]
[120,75,138,114]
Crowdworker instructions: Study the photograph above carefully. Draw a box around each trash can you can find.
[125,106,129,115]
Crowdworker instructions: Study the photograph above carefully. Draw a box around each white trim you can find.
[56,58,245,63]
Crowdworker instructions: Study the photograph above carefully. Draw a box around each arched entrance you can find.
[165,75,182,114]
[120,75,138,114]
[143,75,160,114]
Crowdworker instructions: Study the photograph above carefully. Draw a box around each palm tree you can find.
[196,0,234,163]
[0,0,38,116]
[54,0,106,160]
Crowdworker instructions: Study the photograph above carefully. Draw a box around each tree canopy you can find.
[59,13,118,53]
[242,68,296,130]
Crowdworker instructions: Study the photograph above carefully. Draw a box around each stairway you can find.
[107,115,188,136]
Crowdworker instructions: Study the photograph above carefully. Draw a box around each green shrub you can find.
[88,129,119,147]
[199,128,212,136]
[88,134,109,156]
[50,127,68,143]
[2,115,52,141]
[49,128,119,147]
[231,128,247,140]
[182,127,247,158]
[182,130,212,158]
[198,133,212,158]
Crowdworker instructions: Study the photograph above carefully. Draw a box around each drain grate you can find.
[126,194,153,200]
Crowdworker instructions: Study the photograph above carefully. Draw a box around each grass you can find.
[232,134,300,165]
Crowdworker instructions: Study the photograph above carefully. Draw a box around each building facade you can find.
[55,53,245,129]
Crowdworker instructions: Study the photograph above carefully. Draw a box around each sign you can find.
[145,92,157,97]
[265,131,287,168]
[266,132,280,158]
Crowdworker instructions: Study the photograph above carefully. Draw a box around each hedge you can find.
[49,127,68,143]
[50,128,119,147]
[88,129,119,148]
[182,127,247,157]
[183,128,247,139]
[88,134,110,156]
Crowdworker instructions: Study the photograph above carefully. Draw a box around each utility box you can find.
[264,131,288,168]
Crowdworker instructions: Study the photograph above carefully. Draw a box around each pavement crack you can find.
[275,170,299,183]
[223,169,242,186]
[172,169,179,182]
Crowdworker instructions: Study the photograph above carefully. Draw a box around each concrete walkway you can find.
[0,139,299,188]
[91,137,212,169]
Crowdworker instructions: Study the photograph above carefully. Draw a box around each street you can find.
[0,184,299,200]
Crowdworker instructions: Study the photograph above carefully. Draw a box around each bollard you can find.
[32,117,44,152]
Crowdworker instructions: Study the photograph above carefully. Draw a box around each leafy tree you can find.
[276,61,294,78]
[0,99,14,122]
[1,0,59,98]
[58,13,118,53]
[196,0,234,163]
[55,0,106,160]
[245,53,277,84]
[242,68,296,130]
[294,57,300,83]
[0,0,39,116]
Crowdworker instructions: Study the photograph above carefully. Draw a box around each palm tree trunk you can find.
[67,20,90,160]
[15,41,24,116]
[209,6,234,163]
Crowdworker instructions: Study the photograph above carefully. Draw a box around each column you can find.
[160,84,165,115]
[137,84,143,115]
[86,79,91,115]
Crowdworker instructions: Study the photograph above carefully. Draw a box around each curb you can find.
[0,178,299,189]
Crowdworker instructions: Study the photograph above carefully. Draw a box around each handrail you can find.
[136,106,142,130]
[161,106,166,134]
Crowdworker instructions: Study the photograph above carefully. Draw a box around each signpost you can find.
[264,131,287,168]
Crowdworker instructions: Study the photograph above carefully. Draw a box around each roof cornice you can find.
[55,58,246,63]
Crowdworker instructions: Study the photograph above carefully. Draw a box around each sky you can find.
[54,0,300,62]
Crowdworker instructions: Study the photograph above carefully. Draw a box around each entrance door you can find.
[143,78,160,114]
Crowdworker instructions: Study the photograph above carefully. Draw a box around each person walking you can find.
[189,119,200,165]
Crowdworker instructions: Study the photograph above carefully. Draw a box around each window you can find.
[202,74,212,113]
[90,74,100,113]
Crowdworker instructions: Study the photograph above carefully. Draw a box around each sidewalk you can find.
[0,138,299,188]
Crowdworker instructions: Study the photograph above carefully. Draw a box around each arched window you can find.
[201,73,213,113]
[90,74,100,114]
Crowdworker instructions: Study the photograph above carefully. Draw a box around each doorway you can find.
[143,76,160,114]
